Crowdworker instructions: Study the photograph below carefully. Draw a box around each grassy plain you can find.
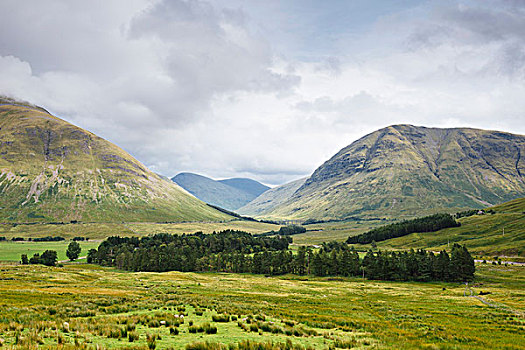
[0,240,99,261]
[293,220,386,245]
[0,220,280,240]
[0,220,279,262]
[294,199,525,257]
[375,199,525,257]
[0,263,523,349]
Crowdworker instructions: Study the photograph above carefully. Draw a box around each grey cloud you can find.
[1,0,525,187]
[408,2,525,48]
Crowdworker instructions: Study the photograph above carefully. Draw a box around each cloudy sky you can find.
[1,0,524,185]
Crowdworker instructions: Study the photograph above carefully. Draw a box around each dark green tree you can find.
[294,246,308,275]
[40,250,58,266]
[450,244,475,281]
[20,254,29,265]
[66,241,82,261]
[87,249,98,263]
[29,253,41,265]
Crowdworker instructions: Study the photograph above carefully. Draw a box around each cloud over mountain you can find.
[1,0,524,185]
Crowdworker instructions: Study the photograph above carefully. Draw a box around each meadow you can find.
[294,205,525,258]
[0,220,280,241]
[0,262,523,349]
[0,220,280,263]
[0,240,99,262]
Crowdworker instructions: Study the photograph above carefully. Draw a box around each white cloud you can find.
[1,0,524,186]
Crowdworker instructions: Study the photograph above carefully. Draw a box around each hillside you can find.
[238,177,307,217]
[218,178,269,198]
[376,197,525,256]
[258,125,525,221]
[172,172,268,211]
[0,99,231,223]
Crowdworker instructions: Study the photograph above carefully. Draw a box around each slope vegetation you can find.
[172,172,268,211]
[261,125,525,221]
[0,100,230,223]
[376,197,525,256]
[238,177,307,217]
[218,178,269,198]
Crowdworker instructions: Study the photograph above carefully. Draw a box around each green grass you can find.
[293,220,386,245]
[0,241,100,261]
[374,202,525,257]
[293,199,525,257]
[0,220,280,240]
[0,263,523,349]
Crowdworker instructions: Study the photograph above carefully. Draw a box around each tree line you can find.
[346,213,460,244]
[88,230,291,271]
[89,231,475,282]
[20,242,82,266]
[255,225,307,237]
[21,250,58,266]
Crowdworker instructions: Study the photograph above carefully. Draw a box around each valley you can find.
[2,1,525,349]
[0,98,523,350]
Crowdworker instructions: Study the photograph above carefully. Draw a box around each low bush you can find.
[211,314,230,322]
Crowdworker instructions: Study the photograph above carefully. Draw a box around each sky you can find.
[1,0,524,186]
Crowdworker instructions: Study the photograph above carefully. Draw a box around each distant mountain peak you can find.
[172,172,269,211]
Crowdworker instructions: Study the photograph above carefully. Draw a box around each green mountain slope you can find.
[261,125,525,221]
[238,177,307,217]
[0,100,231,223]
[376,197,525,256]
[218,178,269,198]
[172,173,268,211]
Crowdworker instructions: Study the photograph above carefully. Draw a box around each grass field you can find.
[0,240,100,261]
[293,220,386,245]
[0,220,281,262]
[0,263,523,349]
[295,200,525,257]
[374,200,525,257]
[0,220,280,240]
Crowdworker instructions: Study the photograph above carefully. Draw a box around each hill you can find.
[375,197,525,256]
[217,178,269,198]
[238,177,307,217]
[172,172,268,211]
[257,125,525,221]
[0,99,231,223]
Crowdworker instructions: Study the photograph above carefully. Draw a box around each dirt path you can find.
[464,283,524,318]
[474,259,525,266]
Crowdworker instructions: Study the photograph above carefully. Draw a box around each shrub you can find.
[211,314,230,322]
[128,332,139,342]
[203,323,217,334]
[334,337,357,348]
[185,342,228,350]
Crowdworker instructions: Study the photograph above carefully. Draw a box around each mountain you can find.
[0,98,231,223]
[218,178,269,198]
[172,173,268,211]
[254,125,525,221]
[377,197,525,256]
[238,177,307,217]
